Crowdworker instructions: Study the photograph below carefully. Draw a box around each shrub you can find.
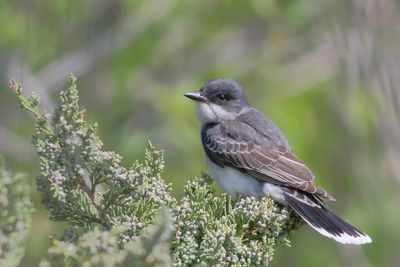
[0,157,33,267]
[10,76,300,266]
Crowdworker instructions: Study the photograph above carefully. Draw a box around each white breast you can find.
[205,156,286,203]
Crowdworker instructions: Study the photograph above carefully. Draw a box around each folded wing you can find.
[202,120,335,200]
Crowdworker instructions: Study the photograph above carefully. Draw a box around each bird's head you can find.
[184,78,249,124]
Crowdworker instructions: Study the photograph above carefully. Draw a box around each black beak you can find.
[184,92,207,102]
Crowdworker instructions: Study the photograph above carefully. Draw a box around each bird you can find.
[184,78,372,245]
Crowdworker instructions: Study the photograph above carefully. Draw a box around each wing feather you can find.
[202,120,335,200]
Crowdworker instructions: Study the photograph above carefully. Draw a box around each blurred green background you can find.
[1,0,400,266]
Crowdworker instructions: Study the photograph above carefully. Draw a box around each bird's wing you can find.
[202,120,335,200]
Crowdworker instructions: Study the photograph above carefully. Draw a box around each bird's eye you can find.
[216,93,227,102]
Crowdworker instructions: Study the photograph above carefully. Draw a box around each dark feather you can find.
[283,189,371,244]
[201,110,335,200]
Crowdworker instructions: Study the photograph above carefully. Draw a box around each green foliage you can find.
[14,76,173,235]
[0,157,33,267]
[41,210,172,267]
[171,174,300,266]
[13,76,300,266]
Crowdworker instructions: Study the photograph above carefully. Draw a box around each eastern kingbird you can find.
[184,78,371,245]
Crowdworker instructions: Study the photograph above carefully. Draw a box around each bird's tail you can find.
[283,189,372,245]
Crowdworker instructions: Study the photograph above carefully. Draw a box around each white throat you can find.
[196,102,239,124]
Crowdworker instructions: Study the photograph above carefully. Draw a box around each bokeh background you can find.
[1,0,400,266]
